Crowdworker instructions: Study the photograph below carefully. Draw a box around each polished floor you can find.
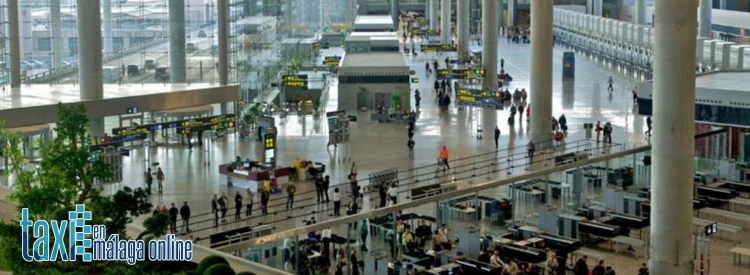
[4,30,749,275]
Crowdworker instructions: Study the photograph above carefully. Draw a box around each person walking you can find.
[180,201,191,233]
[527,140,536,162]
[607,76,614,93]
[604,122,613,143]
[439,146,450,171]
[645,116,652,137]
[218,193,229,223]
[388,183,398,205]
[350,162,358,178]
[593,260,606,275]
[415,89,421,109]
[211,194,219,226]
[333,188,342,216]
[494,126,501,149]
[245,188,253,217]
[315,176,324,203]
[144,168,153,194]
[260,188,269,215]
[234,191,243,220]
[156,167,165,193]
[168,203,178,233]
[323,175,331,202]
[407,139,415,159]
[378,182,387,208]
[286,182,297,212]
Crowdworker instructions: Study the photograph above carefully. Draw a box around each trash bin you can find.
[583,123,593,139]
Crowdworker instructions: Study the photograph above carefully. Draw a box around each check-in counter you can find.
[218,163,290,191]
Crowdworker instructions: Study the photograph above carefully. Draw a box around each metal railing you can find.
[199,138,624,248]
[215,142,646,253]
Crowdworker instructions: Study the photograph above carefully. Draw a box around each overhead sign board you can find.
[436,69,483,80]
[456,88,503,109]
[323,56,341,66]
[112,114,236,136]
[420,44,457,53]
[281,74,309,89]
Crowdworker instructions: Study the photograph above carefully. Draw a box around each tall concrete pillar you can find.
[649,0,698,274]
[497,0,504,28]
[76,0,103,100]
[102,0,113,54]
[76,0,104,136]
[481,0,498,92]
[719,0,726,9]
[218,0,229,85]
[429,0,439,31]
[8,0,21,87]
[635,0,646,25]
[457,0,470,59]
[440,0,451,43]
[594,0,603,17]
[170,0,187,83]
[391,0,399,30]
[698,0,712,38]
[507,0,516,27]
[285,0,293,30]
[51,0,63,70]
[529,0,553,147]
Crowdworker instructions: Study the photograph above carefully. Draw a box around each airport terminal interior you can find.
[2,0,750,274]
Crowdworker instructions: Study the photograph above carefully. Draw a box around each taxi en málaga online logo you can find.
[20,204,193,264]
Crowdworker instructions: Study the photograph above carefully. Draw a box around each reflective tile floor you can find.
[5,32,748,274]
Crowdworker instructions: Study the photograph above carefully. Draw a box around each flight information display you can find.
[456,88,502,109]
[282,74,309,89]
[436,69,483,80]
[112,114,237,136]
[323,56,341,66]
[420,44,457,53]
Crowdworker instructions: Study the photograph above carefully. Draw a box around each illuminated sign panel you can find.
[421,44,457,53]
[112,114,236,136]
[281,74,309,89]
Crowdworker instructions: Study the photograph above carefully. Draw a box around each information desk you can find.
[218,163,290,191]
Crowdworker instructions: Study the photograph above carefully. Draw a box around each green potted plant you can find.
[312,97,321,117]
[242,102,267,126]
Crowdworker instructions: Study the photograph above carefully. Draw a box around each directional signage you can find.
[436,69,483,80]
[313,42,321,50]
[281,74,309,90]
[112,114,237,136]
[323,56,341,66]
[411,78,419,83]
[456,88,503,109]
[409,29,434,35]
[420,44,457,53]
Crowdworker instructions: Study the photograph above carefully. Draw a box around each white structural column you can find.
[719,0,726,9]
[507,0,515,26]
[218,0,229,85]
[457,0,470,59]
[77,0,103,100]
[102,0,113,53]
[698,0,712,38]
[481,0,497,92]
[594,0,603,16]
[51,0,63,70]
[440,0,451,43]
[586,0,593,14]
[649,0,698,274]
[529,0,553,147]
[8,0,20,87]
[76,0,104,136]
[429,0,439,31]
[169,0,187,83]
[635,0,646,25]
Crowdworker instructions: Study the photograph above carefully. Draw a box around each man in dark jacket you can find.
[321,175,329,202]
[574,256,589,275]
[168,203,179,233]
[180,201,191,232]
[415,221,432,249]
[494,126,501,148]
[315,176,324,203]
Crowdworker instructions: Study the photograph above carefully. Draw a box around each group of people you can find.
[153,202,192,234]
[595,121,614,143]
[209,188,270,227]
[573,256,618,275]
